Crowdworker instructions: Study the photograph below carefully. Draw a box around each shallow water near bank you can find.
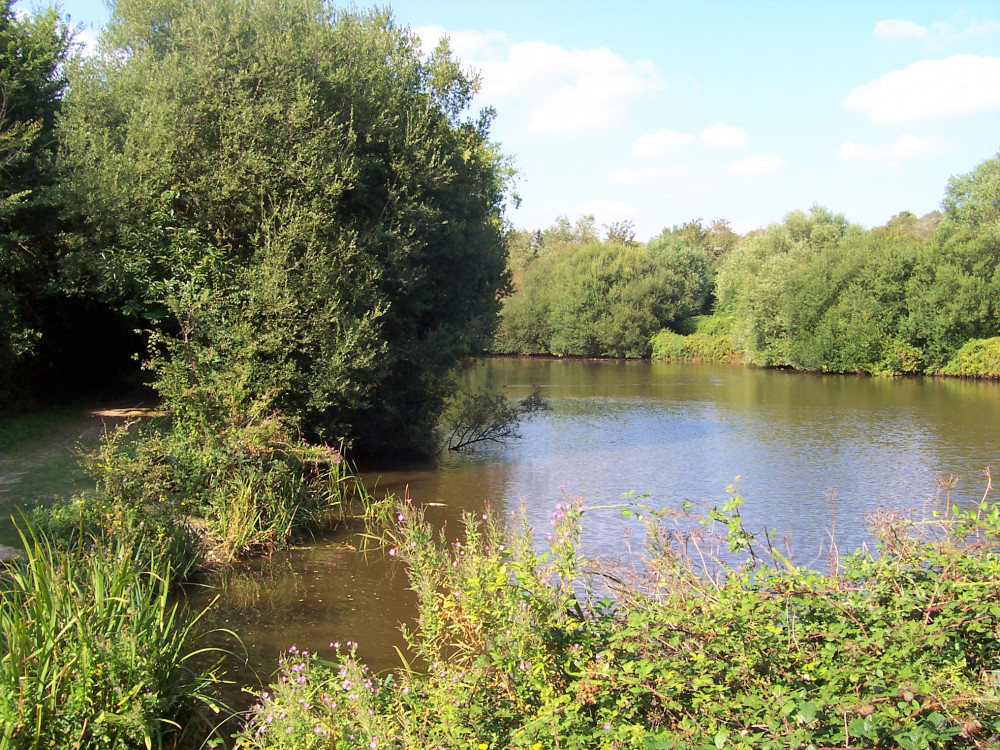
[200,359,1000,702]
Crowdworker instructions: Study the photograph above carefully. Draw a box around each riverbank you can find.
[0,395,395,748]
[237,490,1000,749]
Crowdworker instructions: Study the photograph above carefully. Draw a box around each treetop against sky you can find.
[54,0,1000,239]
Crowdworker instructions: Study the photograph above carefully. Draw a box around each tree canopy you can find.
[0,0,71,406]
[59,0,513,452]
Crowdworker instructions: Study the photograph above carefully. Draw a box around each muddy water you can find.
[203,359,1000,698]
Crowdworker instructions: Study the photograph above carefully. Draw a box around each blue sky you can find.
[54,0,1000,239]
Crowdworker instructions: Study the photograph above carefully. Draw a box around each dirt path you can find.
[0,397,162,551]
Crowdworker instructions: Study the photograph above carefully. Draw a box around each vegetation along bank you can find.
[3,0,1000,746]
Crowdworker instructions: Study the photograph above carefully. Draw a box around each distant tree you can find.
[941,151,1000,240]
[494,239,710,358]
[604,219,636,246]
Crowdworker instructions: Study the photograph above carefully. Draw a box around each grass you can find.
[0,407,107,549]
[0,522,230,749]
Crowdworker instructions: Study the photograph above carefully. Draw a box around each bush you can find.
[0,525,226,749]
[36,398,373,569]
[651,315,740,364]
[941,337,1000,378]
[240,487,1000,749]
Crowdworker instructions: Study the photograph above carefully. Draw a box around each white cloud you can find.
[838,134,954,162]
[843,54,1000,122]
[631,129,696,158]
[698,123,749,149]
[609,165,693,186]
[872,17,1000,47]
[873,19,929,41]
[726,154,785,178]
[72,27,100,57]
[414,25,661,135]
[966,18,1000,37]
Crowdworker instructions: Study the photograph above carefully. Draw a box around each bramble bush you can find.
[241,482,1000,749]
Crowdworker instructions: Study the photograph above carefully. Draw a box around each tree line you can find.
[496,154,1000,377]
[5,0,1000,468]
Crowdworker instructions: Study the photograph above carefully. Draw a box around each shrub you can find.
[941,337,1000,378]
[36,398,372,568]
[0,524,226,749]
[651,315,740,364]
[240,486,1000,749]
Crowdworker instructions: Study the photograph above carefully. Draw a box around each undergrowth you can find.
[33,397,383,573]
[941,337,1000,378]
[240,479,1000,749]
[652,315,740,364]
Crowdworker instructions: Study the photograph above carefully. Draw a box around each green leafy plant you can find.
[0,523,230,749]
[941,337,1000,378]
[240,480,1000,749]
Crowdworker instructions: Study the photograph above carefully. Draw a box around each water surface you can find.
[209,359,1000,689]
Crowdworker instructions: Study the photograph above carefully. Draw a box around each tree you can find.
[495,238,710,358]
[59,0,513,454]
[0,0,71,406]
[941,151,1000,240]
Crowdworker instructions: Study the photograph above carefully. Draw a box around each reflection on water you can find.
[203,359,1000,694]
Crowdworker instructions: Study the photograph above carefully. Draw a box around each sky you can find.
[51,0,1000,239]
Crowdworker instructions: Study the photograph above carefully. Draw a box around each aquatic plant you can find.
[240,482,1000,749]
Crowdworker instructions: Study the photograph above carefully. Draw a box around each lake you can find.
[201,358,1000,689]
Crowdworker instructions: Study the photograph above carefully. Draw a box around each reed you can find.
[0,523,229,749]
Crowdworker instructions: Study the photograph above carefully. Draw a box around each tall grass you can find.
[0,523,228,749]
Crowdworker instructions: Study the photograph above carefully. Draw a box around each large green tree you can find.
[60,0,513,452]
[495,231,710,358]
[0,0,71,406]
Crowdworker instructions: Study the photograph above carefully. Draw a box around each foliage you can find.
[35,396,371,567]
[0,523,227,749]
[439,383,549,452]
[941,337,1000,378]
[0,0,71,407]
[58,0,513,454]
[647,218,740,270]
[651,315,740,364]
[494,227,711,358]
[713,155,1000,376]
[240,486,1000,749]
